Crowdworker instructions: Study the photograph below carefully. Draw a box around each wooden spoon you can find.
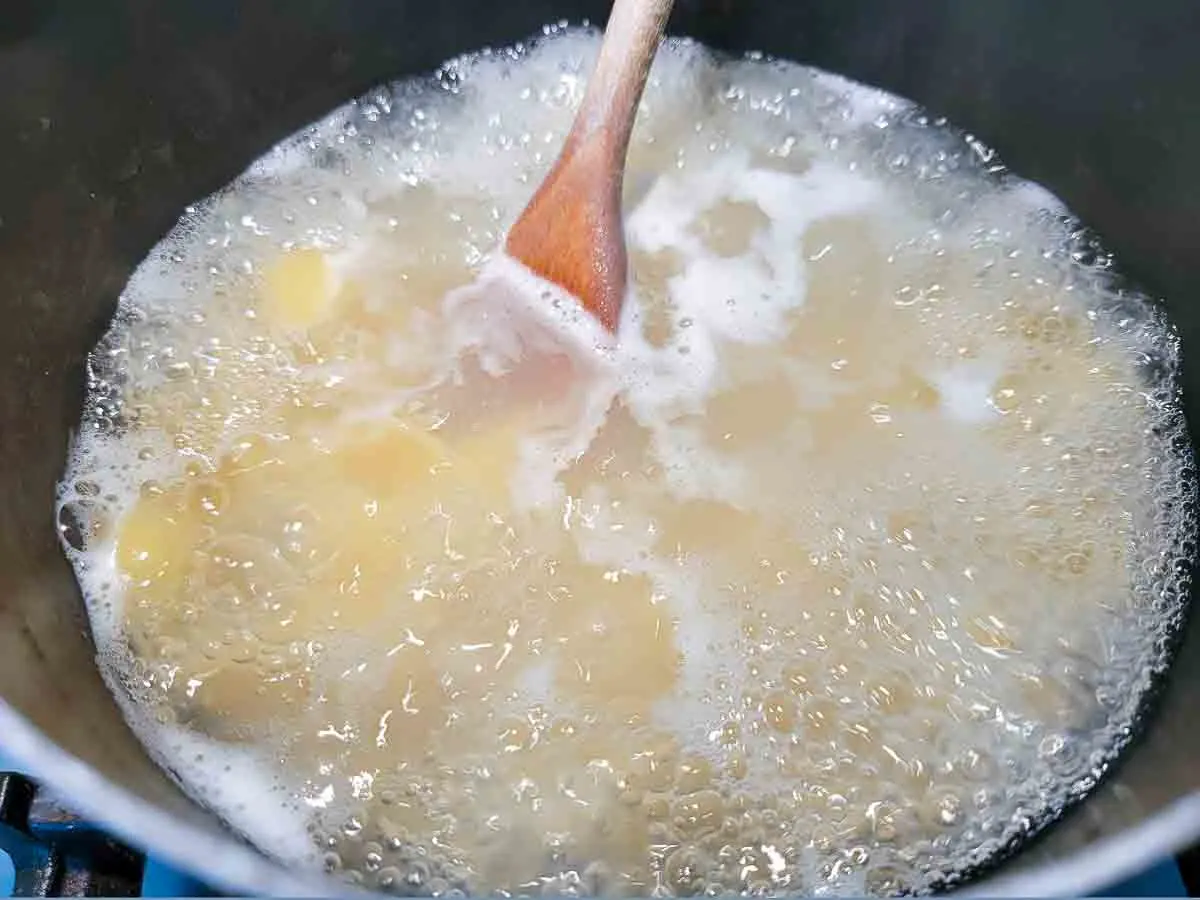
[504,0,676,334]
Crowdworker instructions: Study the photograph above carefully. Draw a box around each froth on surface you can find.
[57,24,1193,897]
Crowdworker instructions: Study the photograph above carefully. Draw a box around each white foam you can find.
[146,726,318,867]
[810,69,914,128]
[932,365,1002,424]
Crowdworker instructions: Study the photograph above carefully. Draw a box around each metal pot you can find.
[1,0,1198,895]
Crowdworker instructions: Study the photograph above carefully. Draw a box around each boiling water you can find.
[58,26,1193,897]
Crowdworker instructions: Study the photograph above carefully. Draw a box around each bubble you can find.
[376,866,403,891]
[935,793,963,827]
[57,499,112,552]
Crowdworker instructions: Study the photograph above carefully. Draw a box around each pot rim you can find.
[961,793,1200,896]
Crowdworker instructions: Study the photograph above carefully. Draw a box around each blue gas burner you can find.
[0,756,1192,897]
[0,764,212,897]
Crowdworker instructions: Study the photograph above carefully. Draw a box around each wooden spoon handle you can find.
[573,0,674,158]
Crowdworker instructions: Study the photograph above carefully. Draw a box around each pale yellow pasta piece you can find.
[260,248,338,329]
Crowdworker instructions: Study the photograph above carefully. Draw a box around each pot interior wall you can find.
[1,0,1199,894]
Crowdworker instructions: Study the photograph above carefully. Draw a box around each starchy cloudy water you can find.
[57,25,1193,897]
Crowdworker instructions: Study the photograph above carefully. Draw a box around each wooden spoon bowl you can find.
[505,0,676,334]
